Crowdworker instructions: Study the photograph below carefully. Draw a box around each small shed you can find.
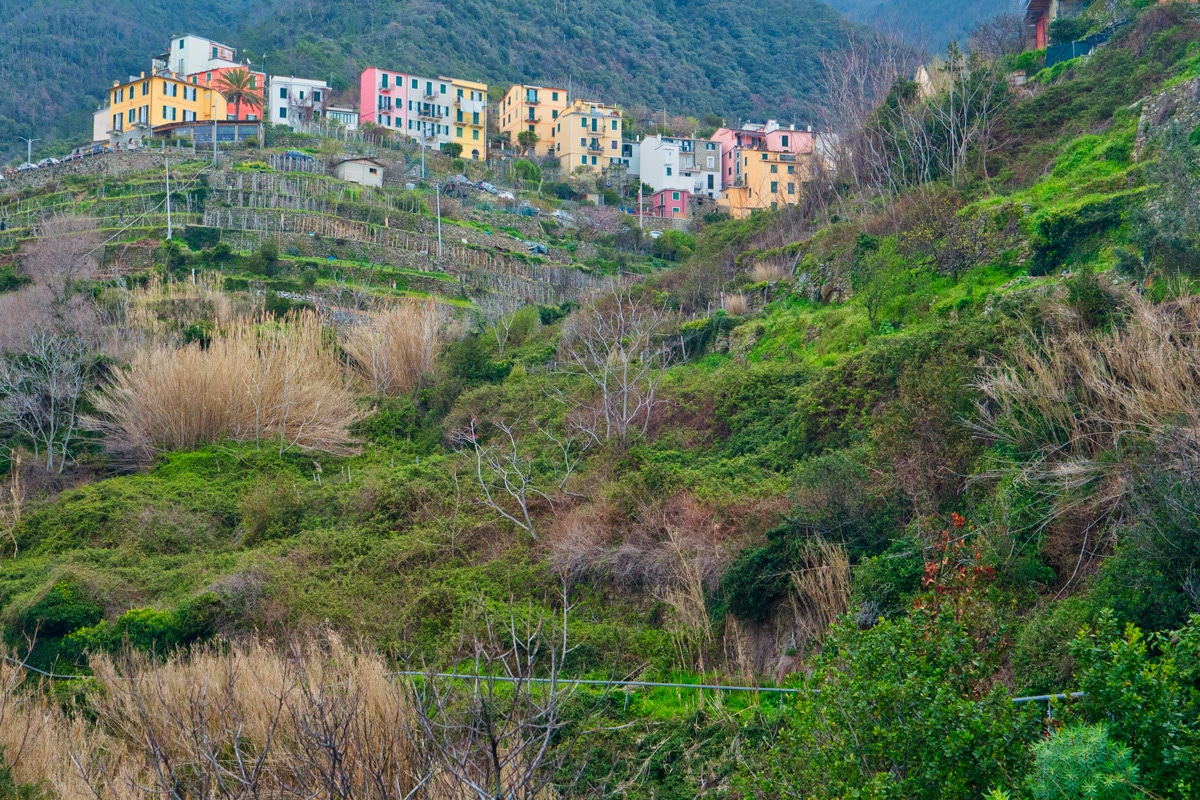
[332,157,386,188]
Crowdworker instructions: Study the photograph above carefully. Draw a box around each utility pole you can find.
[638,184,643,229]
[212,90,218,166]
[435,181,443,259]
[19,137,39,165]
[164,157,173,240]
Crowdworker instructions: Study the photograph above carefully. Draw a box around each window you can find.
[112,113,122,131]
[552,91,558,101]
[473,112,479,125]
[761,153,768,160]
[672,207,680,214]
[440,83,446,94]
[184,86,196,101]
[143,82,149,96]
[581,117,587,129]
[528,124,535,132]
[411,78,418,89]
[456,126,464,137]
[770,181,778,193]
[666,166,673,176]
[552,110,558,119]
[706,142,715,150]
[117,88,124,103]
[457,110,464,122]
[672,191,680,200]
[770,164,777,174]
[591,156,597,165]
[128,108,135,123]
[179,39,185,49]
[611,140,617,149]
[457,88,464,98]
[212,46,218,59]
[787,165,795,174]
[183,110,196,122]
[707,174,714,189]
[279,107,287,119]
[611,120,617,130]
[781,135,789,147]
[313,91,321,103]
[163,105,177,121]
[787,183,796,194]
[298,90,305,101]
[473,129,479,140]
[279,87,287,99]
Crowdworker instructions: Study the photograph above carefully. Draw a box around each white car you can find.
[17,162,37,172]
[551,209,574,223]
[37,157,60,167]
[498,191,515,201]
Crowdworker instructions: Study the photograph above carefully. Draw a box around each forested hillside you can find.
[4,2,1200,798]
[0,0,851,165]
[827,0,1019,46]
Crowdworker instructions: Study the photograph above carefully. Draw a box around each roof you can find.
[334,157,387,168]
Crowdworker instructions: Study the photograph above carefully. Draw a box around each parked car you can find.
[524,241,549,255]
[497,190,515,201]
[17,162,38,172]
[284,150,314,161]
[37,157,60,167]
[477,181,499,195]
[649,230,664,239]
[551,209,575,223]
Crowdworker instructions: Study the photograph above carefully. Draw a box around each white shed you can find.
[332,157,386,188]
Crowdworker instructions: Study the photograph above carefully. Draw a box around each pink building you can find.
[359,67,410,133]
[650,188,690,219]
[710,121,815,191]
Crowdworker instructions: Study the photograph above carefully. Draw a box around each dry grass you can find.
[1,637,428,799]
[721,292,749,316]
[88,311,362,460]
[99,272,256,354]
[975,292,1200,506]
[749,262,792,283]
[343,299,442,396]
[788,540,851,644]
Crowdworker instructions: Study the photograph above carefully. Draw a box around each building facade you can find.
[359,68,486,154]
[498,84,569,157]
[452,78,488,160]
[102,67,226,144]
[269,76,330,129]
[163,35,239,76]
[189,66,265,120]
[554,99,623,174]
[649,188,691,219]
[711,121,817,218]
[639,134,722,199]
[325,106,360,130]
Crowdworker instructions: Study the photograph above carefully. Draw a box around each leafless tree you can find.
[478,296,524,357]
[20,215,102,305]
[454,419,549,539]
[411,588,612,800]
[968,12,1029,61]
[556,287,676,445]
[0,333,89,473]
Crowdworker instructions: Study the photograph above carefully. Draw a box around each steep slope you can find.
[241,0,849,121]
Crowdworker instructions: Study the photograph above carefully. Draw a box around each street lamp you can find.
[18,137,39,165]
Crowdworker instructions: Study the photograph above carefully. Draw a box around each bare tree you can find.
[0,450,23,557]
[968,12,1029,61]
[411,589,611,800]
[19,215,103,305]
[478,296,525,357]
[454,419,549,539]
[556,287,675,445]
[0,333,89,473]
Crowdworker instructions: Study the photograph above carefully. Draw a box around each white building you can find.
[332,157,386,187]
[325,106,359,130]
[639,134,722,199]
[163,34,239,76]
[269,76,330,129]
[617,140,641,178]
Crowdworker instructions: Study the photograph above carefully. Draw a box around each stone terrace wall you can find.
[1136,76,1200,158]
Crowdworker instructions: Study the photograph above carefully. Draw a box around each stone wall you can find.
[0,151,174,195]
[1136,76,1200,158]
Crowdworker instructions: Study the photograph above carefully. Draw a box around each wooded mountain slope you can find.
[826,0,1019,47]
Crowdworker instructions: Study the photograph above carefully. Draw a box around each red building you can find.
[650,188,690,219]
[1025,0,1056,49]
[189,66,266,121]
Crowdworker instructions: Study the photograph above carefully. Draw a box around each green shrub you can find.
[851,536,924,617]
[64,595,220,658]
[182,226,221,251]
[0,266,29,294]
[1028,194,1129,276]
[1027,724,1138,800]
[238,478,308,545]
[1048,17,1091,46]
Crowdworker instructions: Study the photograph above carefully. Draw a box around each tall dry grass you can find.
[749,262,792,283]
[789,540,851,644]
[975,292,1200,501]
[89,311,362,459]
[343,300,442,396]
[1,637,428,799]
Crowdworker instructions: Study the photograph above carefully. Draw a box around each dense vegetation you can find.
[827,0,1014,47]
[4,2,1200,797]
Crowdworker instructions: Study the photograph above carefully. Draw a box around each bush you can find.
[182,226,221,251]
[1048,16,1091,46]
[1027,724,1138,800]
[650,230,696,261]
[0,266,29,294]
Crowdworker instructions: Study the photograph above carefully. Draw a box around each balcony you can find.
[587,141,604,154]
[418,110,441,122]
[526,115,542,124]
[424,92,438,101]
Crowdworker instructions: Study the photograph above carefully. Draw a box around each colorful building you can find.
[711,121,817,218]
[161,34,240,76]
[452,77,488,160]
[189,66,265,120]
[101,66,227,145]
[359,68,487,155]
[498,84,569,157]
[649,188,691,219]
[269,76,330,129]
[639,134,722,199]
[1024,0,1059,50]
[554,99,623,174]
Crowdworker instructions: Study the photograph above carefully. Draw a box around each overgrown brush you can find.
[342,299,442,396]
[88,311,361,459]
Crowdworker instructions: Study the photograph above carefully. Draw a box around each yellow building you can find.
[498,84,569,157]
[554,99,622,174]
[451,77,488,160]
[105,67,226,141]
[719,148,815,219]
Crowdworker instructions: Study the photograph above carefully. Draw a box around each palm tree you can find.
[215,68,263,120]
